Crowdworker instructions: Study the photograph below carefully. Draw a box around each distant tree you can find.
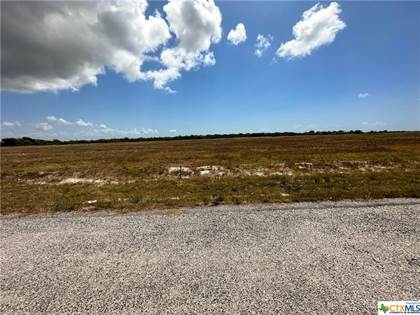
[2,130,406,147]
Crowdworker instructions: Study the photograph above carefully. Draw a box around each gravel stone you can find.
[1,199,419,314]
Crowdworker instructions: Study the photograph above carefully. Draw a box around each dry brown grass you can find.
[1,132,419,214]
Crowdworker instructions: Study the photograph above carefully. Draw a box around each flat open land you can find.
[1,132,420,214]
[1,199,419,313]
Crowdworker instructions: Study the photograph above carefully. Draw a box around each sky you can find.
[1,0,419,140]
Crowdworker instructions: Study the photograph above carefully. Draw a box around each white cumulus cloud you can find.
[47,116,73,125]
[1,121,21,128]
[1,0,222,93]
[75,119,93,127]
[227,23,247,45]
[276,2,345,59]
[142,0,222,91]
[255,34,273,57]
[35,122,53,131]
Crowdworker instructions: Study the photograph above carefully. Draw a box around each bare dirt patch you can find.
[197,165,228,177]
[164,160,401,179]
[167,166,193,177]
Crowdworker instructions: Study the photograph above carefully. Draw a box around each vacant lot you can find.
[1,132,419,214]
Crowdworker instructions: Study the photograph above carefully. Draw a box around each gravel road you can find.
[1,199,419,314]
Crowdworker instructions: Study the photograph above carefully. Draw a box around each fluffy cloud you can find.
[143,0,222,91]
[1,0,222,93]
[227,23,247,45]
[255,34,273,57]
[1,1,170,93]
[47,116,72,125]
[276,2,345,59]
[11,114,159,139]
[35,122,53,131]
[75,119,93,127]
[164,0,222,52]
[1,121,21,128]
[169,129,177,133]
[46,116,94,126]
[358,92,370,99]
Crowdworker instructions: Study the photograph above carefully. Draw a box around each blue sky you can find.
[1,1,419,140]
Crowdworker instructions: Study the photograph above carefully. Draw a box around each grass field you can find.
[1,132,419,214]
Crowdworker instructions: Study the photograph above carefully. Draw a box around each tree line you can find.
[0,130,391,146]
